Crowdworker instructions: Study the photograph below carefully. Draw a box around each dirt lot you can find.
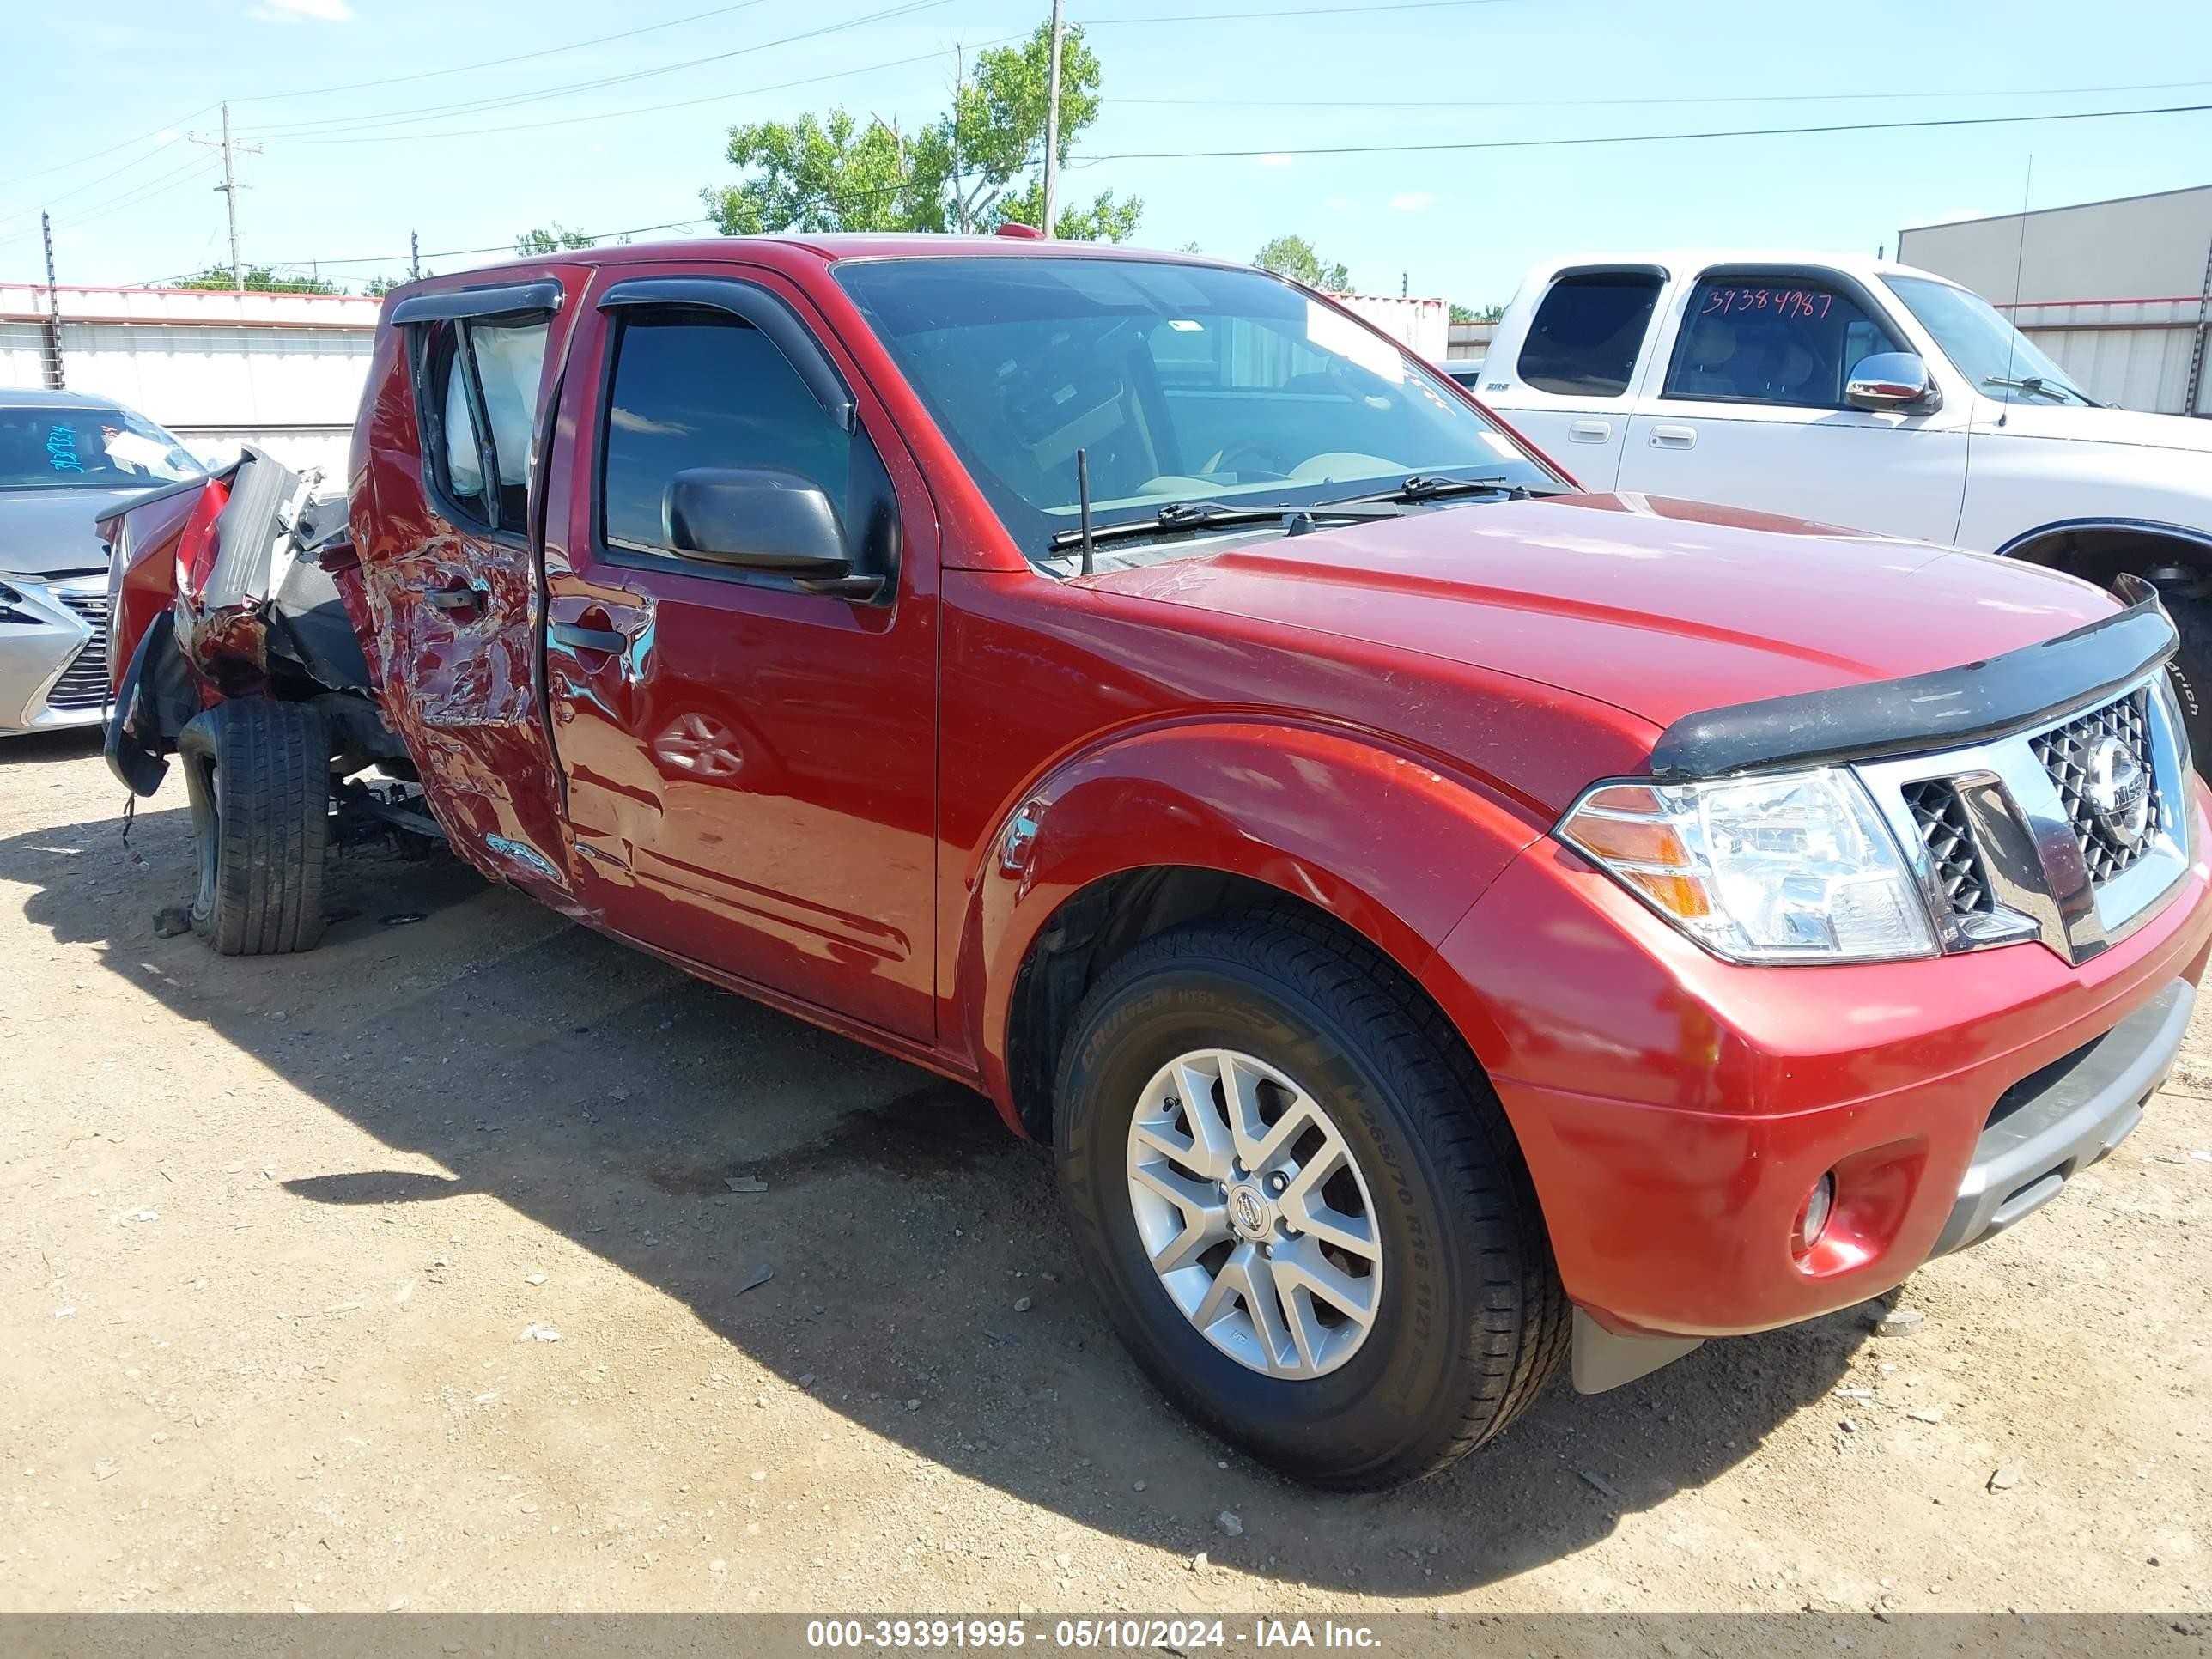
[2,729,2208,1619]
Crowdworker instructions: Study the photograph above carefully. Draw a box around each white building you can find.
[1328,293,1449,363]
[1895,185,2212,417]
[0,282,379,477]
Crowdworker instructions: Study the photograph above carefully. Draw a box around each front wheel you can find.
[1054,909,1567,1490]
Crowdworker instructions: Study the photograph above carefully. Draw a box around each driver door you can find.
[540,264,940,1042]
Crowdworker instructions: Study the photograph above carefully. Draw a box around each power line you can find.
[0,155,222,250]
[0,132,194,233]
[1081,99,2212,161]
[1104,76,2212,110]
[234,0,956,139]
[231,1,771,105]
[2,104,216,193]
[258,40,1021,149]
[148,216,720,282]
[128,150,1052,285]
[64,161,228,234]
[1084,0,1516,19]
[8,0,960,228]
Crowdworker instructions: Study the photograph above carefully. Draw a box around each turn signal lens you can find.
[1558,769,1937,964]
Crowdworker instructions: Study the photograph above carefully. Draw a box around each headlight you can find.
[1558,768,1937,964]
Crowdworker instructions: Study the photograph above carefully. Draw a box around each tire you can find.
[2158,587,2212,773]
[1054,908,1567,1490]
[177,699,331,956]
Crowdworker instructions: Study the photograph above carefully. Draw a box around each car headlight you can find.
[1558,768,1937,964]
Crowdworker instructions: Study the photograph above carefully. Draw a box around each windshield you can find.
[0,403,204,490]
[1882,275,2095,406]
[835,257,1559,554]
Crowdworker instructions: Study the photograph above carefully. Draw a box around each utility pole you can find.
[1042,0,1064,237]
[40,210,64,390]
[951,45,966,234]
[410,229,422,282]
[193,103,260,292]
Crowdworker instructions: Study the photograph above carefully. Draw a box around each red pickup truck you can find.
[101,234,2212,1490]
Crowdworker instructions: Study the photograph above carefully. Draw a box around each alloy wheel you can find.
[1123,1048,1382,1379]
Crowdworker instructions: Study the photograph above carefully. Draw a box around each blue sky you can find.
[3,0,2209,307]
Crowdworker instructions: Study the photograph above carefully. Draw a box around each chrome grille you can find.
[1856,671,2189,967]
[2032,690,2160,885]
[1902,779,1994,917]
[47,592,111,713]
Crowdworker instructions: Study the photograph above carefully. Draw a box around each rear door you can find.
[362,279,578,897]
[1615,266,1970,541]
[538,264,939,1042]
[1477,266,1667,490]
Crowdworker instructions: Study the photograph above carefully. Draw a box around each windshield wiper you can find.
[1046,498,1405,554]
[1983,374,2096,407]
[1337,472,1565,506]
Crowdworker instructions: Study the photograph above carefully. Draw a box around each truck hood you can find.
[0,483,153,577]
[1986,403,2212,456]
[1085,493,2122,738]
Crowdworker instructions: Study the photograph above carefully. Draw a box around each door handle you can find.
[427,583,485,613]
[1568,419,1612,443]
[550,621,627,655]
[1649,424,1698,449]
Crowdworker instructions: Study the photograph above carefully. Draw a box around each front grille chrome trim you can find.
[1854,670,2192,966]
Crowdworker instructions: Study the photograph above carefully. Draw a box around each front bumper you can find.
[1930,975,2188,1256]
[1421,778,2212,1352]
[0,573,111,735]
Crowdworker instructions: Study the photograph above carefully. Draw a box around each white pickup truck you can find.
[1476,250,2212,753]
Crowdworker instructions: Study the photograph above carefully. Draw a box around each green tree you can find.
[991,179,1143,243]
[177,265,342,295]
[702,109,922,234]
[1450,301,1504,324]
[1253,235,1349,291]
[701,21,1139,240]
[514,222,598,256]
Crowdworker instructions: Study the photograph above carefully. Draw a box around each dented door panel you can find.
[352,274,586,905]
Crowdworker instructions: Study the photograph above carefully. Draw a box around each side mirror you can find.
[666,466,854,580]
[1845,352,1940,414]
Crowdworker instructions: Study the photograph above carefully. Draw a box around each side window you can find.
[419,317,549,532]
[599,307,862,556]
[1664,276,1905,409]
[1516,272,1663,398]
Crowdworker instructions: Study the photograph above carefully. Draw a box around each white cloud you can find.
[1388,192,1437,212]
[1322,195,1355,210]
[1255,153,1295,168]
[252,0,356,21]
[154,129,176,144]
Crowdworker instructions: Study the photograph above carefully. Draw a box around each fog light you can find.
[1796,1172,1837,1253]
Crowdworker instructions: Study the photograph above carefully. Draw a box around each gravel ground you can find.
[2,729,2208,1618]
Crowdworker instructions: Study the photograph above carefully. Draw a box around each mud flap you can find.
[1571,1308,1704,1394]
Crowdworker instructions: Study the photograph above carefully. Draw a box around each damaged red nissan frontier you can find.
[101,234,2212,1489]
